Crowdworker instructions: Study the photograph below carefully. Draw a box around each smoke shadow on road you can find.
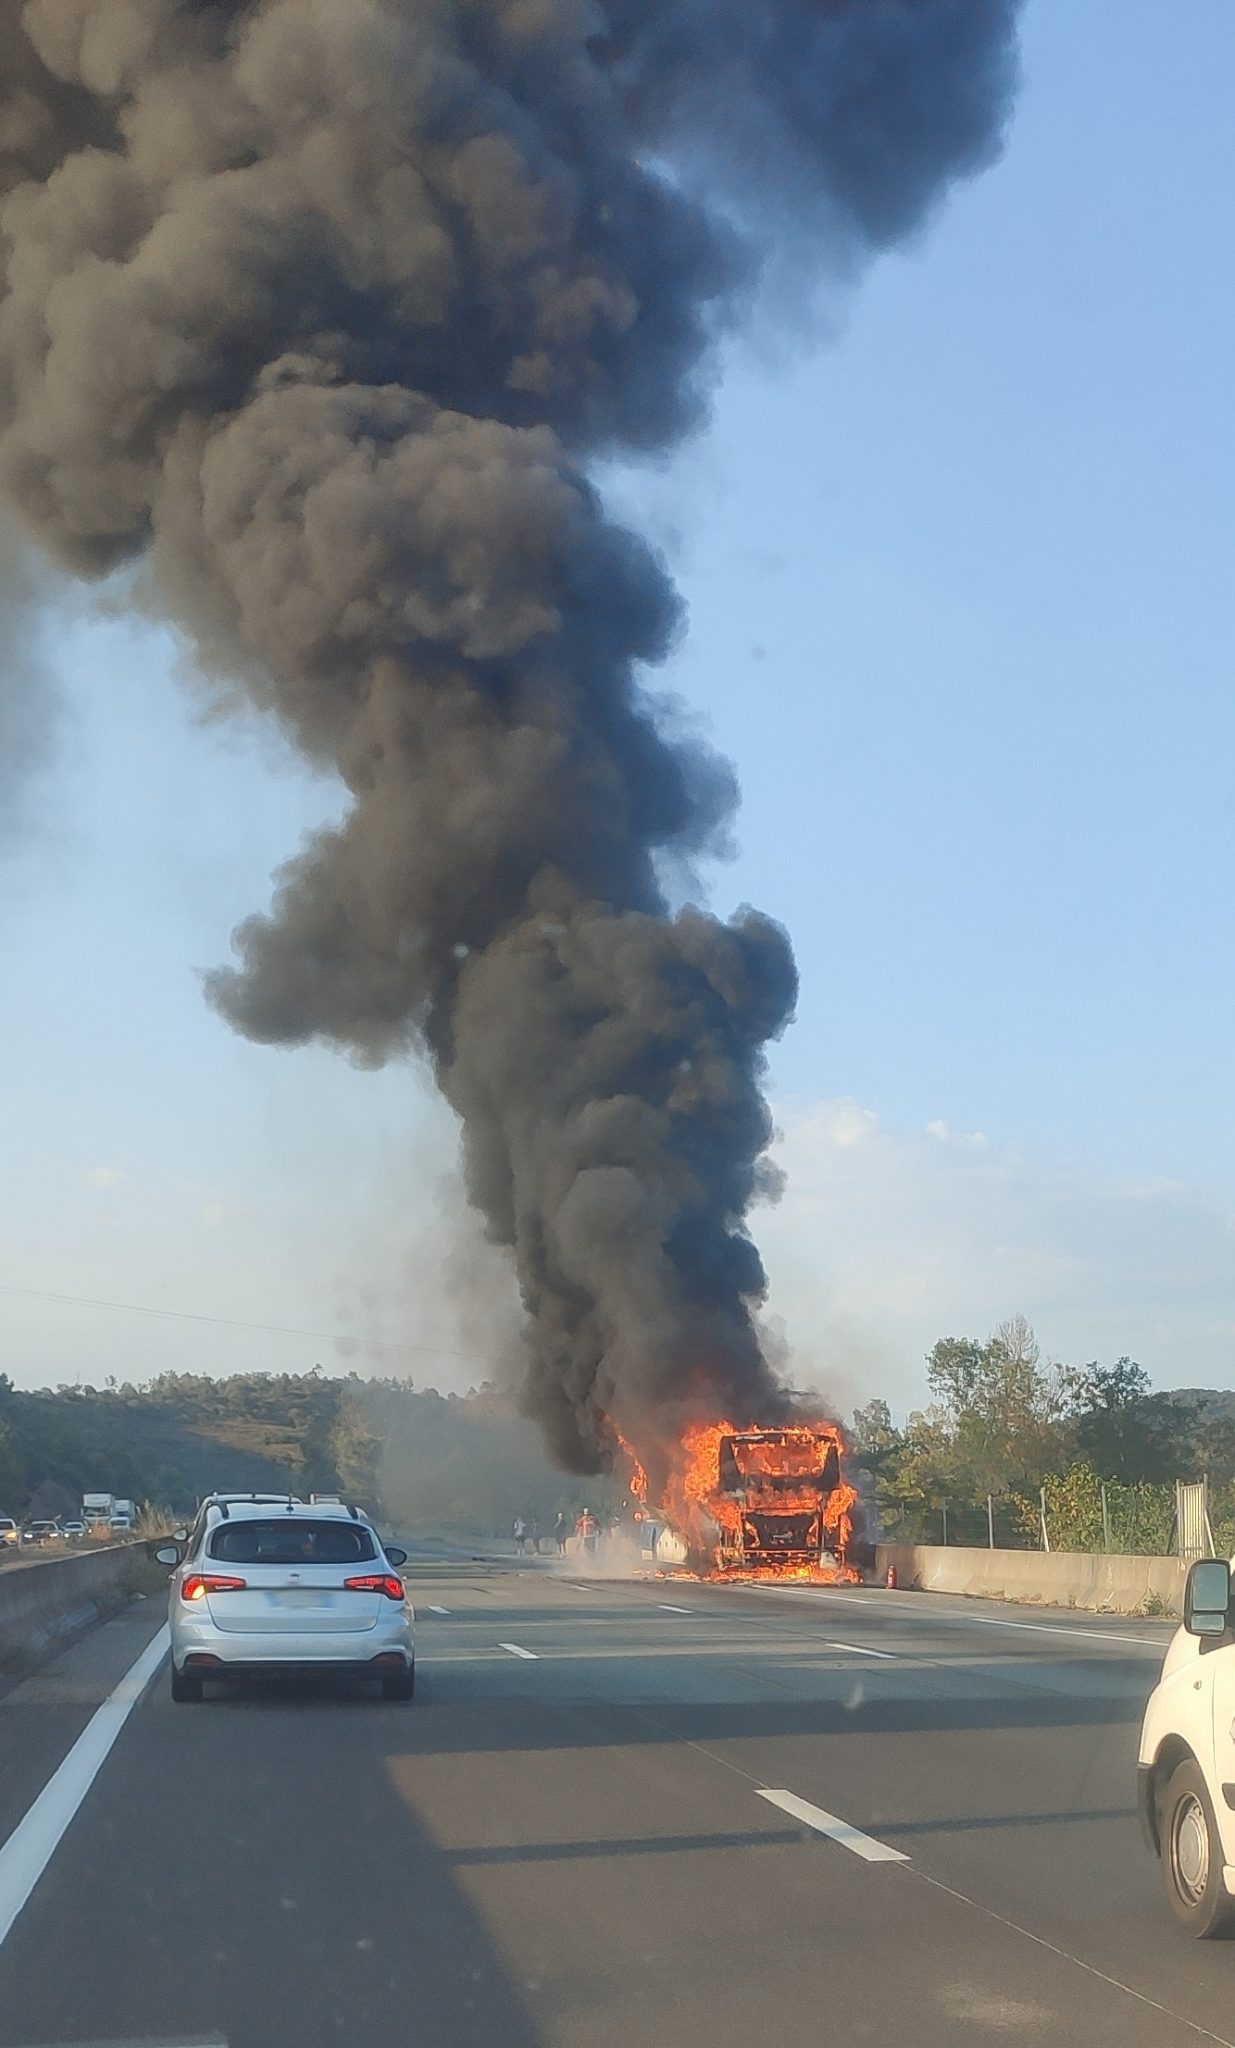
[0,1681,549,2048]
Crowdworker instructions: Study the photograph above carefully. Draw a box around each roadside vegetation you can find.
[1,1320,1225,1556]
[0,1368,620,1538]
[851,1317,1233,1553]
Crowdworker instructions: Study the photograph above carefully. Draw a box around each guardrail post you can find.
[987,1494,995,1549]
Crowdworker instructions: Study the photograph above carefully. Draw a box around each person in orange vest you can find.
[575,1507,599,1557]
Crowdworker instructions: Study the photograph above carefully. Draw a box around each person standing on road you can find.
[576,1507,599,1558]
[529,1517,541,1555]
[553,1513,568,1556]
[513,1515,526,1554]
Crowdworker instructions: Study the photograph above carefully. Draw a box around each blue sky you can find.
[2,0,1232,1415]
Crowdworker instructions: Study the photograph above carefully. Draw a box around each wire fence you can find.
[877,1473,1230,1559]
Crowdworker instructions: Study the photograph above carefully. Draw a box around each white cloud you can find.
[83,1166,122,1193]
[758,1098,1235,1419]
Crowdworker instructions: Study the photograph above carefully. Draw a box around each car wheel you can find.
[170,1664,204,1704]
[1158,1758,1235,1937]
[381,1660,415,1702]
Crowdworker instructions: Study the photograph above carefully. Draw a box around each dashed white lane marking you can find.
[658,1603,694,1614]
[498,1642,539,1659]
[827,1640,895,1659]
[745,1586,875,1605]
[757,1789,909,1864]
[0,1625,169,1952]
[426,1604,451,1614]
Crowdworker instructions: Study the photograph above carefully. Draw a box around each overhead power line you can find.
[0,1281,477,1366]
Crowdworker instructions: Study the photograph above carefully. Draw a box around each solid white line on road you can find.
[498,1642,539,1659]
[10,2037,228,2046]
[0,1624,169,1952]
[742,1583,1169,1650]
[757,1790,909,1864]
[658,1603,694,1614]
[954,1614,1168,1650]
[913,1866,1235,2048]
[426,1604,451,1614]
[827,1640,895,1659]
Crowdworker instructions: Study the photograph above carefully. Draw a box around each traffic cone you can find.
[885,1564,897,1589]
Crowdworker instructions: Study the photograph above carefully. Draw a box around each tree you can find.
[850,1400,902,1481]
[1061,1359,1196,1485]
[923,1319,1065,1497]
[0,1414,21,1515]
[331,1381,384,1510]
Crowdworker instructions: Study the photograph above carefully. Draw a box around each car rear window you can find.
[207,1519,377,1565]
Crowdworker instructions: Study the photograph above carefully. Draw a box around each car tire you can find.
[1158,1758,1235,1938]
[170,1664,204,1705]
[381,1660,415,1702]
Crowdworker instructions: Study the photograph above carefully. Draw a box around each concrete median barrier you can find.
[0,1542,149,1681]
[874,1541,1189,1617]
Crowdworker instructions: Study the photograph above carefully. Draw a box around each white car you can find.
[0,1517,18,1549]
[1139,1557,1235,1935]
[156,1499,414,1703]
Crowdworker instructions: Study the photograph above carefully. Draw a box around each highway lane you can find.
[0,1566,1229,2048]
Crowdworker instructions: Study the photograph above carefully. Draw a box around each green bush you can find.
[1008,1465,1175,1555]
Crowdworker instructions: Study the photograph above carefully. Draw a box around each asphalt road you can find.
[0,1561,1229,2048]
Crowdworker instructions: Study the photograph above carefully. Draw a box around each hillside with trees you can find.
[2,1318,1229,1553]
[850,1317,1235,1554]
[0,1370,620,1536]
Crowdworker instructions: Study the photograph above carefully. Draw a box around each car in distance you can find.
[1139,1555,1235,1935]
[155,1499,413,1703]
[0,1516,18,1549]
[61,1520,86,1542]
[21,1520,59,1546]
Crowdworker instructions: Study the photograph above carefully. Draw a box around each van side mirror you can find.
[1184,1558,1231,1637]
[384,1545,408,1568]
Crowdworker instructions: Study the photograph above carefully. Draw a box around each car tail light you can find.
[343,1573,405,1601]
[181,1574,247,1601]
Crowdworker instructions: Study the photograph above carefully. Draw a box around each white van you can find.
[1138,1557,1235,1936]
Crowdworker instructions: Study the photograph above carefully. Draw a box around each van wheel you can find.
[170,1664,203,1704]
[381,1661,415,1702]
[1159,1759,1234,1937]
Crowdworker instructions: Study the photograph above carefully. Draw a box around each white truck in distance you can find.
[82,1493,116,1536]
[110,1499,135,1532]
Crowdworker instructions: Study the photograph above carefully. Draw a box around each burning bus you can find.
[714,1426,853,1573]
[642,1418,860,1583]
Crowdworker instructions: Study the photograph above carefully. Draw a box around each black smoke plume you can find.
[0,1,1020,1472]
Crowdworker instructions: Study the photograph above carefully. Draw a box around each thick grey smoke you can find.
[0,513,55,845]
[0,1,1020,1473]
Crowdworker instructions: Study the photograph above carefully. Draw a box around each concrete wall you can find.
[875,1541,1189,1617]
[0,1543,144,1679]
